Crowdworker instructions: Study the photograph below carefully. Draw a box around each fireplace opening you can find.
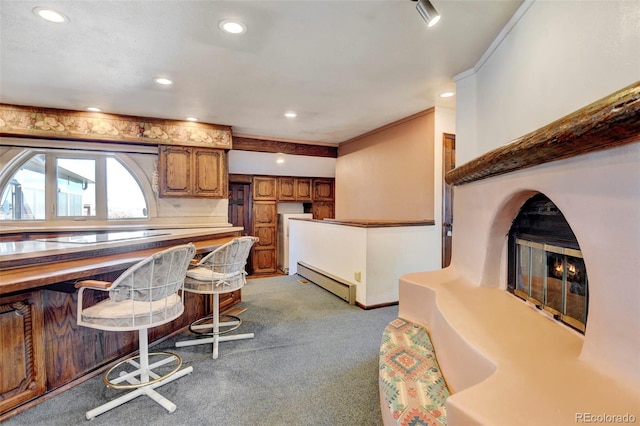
[507,194,589,333]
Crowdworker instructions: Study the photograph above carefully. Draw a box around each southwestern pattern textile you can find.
[379,318,450,426]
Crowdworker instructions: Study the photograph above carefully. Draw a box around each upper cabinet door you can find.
[253,176,277,200]
[193,148,226,198]
[312,178,334,201]
[277,177,296,201]
[158,146,192,197]
[295,178,312,201]
[158,146,227,198]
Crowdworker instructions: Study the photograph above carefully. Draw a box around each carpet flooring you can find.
[5,275,398,426]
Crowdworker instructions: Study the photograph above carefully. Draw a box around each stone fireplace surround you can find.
[393,83,640,425]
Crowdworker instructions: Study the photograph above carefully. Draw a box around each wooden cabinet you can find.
[158,146,227,198]
[246,175,335,274]
[251,200,277,274]
[253,176,277,200]
[277,177,295,201]
[296,178,313,201]
[312,201,335,221]
[0,292,46,415]
[278,177,312,202]
[312,178,334,201]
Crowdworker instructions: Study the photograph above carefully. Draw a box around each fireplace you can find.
[507,194,588,332]
[396,82,640,425]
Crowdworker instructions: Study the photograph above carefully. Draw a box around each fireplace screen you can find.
[514,239,588,332]
[508,194,589,333]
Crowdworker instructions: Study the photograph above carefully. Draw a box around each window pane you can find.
[0,154,46,220]
[56,158,96,216]
[107,158,148,219]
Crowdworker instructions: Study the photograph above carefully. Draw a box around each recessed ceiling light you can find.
[439,91,455,98]
[185,117,198,122]
[154,77,173,85]
[33,7,69,23]
[219,20,247,35]
[284,111,297,119]
[276,158,285,164]
[86,107,102,112]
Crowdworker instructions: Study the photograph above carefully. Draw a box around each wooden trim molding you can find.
[232,136,337,158]
[300,218,435,228]
[446,81,640,186]
[0,104,232,149]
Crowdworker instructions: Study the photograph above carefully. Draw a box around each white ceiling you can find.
[0,0,523,145]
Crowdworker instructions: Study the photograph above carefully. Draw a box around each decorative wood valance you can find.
[446,81,640,186]
[0,104,232,149]
[232,136,338,158]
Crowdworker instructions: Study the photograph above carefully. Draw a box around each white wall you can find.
[456,0,640,161]
[229,150,335,177]
[289,219,440,306]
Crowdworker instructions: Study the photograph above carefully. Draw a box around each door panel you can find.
[442,133,455,268]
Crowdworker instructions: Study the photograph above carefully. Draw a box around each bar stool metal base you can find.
[86,330,193,420]
[176,293,254,359]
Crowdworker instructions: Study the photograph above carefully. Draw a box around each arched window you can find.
[507,193,589,333]
[0,150,148,221]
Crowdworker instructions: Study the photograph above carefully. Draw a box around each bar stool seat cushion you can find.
[80,294,183,328]
[186,267,231,281]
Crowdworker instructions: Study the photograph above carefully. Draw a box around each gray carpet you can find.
[5,275,398,426]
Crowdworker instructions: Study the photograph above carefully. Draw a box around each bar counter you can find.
[0,227,243,294]
[0,226,243,420]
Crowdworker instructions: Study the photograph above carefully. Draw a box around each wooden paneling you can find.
[233,136,337,158]
[0,292,46,415]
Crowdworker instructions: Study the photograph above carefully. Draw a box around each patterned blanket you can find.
[379,318,450,426]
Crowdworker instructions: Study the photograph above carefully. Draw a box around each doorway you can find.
[228,181,253,274]
[442,133,455,268]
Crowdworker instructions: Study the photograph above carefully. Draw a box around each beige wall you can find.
[335,110,435,220]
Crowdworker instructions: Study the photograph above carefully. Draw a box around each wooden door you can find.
[442,133,455,268]
[228,182,251,235]
[251,201,277,274]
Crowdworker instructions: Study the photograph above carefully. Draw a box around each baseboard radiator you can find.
[297,261,356,305]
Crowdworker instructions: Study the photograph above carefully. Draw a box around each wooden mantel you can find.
[446,81,640,186]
